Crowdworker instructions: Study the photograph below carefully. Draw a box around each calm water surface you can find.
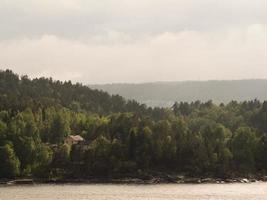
[0,183,267,200]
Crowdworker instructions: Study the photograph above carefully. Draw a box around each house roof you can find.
[67,135,84,142]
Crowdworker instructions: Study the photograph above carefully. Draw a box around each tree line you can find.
[0,70,266,179]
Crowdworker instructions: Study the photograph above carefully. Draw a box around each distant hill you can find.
[91,80,267,107]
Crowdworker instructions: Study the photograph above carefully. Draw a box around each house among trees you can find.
[65,135,85,145]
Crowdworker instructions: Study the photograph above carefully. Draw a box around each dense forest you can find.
[91,80,267,107]
[0,69,267,181]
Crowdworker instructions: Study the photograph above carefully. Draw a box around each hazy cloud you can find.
[1,1,267,83]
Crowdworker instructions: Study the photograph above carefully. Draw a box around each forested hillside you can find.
[91,80,267,107]
[0,70,146,114]
[0,70,267,181]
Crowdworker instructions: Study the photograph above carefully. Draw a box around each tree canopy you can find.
[0,69,266,179]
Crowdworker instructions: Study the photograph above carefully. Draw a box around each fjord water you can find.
[0,183,267,200]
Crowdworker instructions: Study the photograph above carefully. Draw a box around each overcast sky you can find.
[1,0,267,83]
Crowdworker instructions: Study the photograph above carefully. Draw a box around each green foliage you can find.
[231,127,259,173]
[0,120,7,145]
[0,69,267,179]
[53,144,71,167]
[84,136,112,176]
[0,144,20,178]
[0,69,146,114]
[33,144,53,178]
[50,112,71,144]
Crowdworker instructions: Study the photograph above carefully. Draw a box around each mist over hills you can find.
[91,80,267,107]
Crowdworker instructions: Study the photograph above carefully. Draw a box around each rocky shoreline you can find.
[1,175,267,185]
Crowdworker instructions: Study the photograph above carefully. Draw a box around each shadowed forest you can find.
[0,70,266,180]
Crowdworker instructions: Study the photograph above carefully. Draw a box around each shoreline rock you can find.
[1,176,266,185]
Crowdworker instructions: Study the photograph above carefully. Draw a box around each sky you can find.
[1,0,267,84]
